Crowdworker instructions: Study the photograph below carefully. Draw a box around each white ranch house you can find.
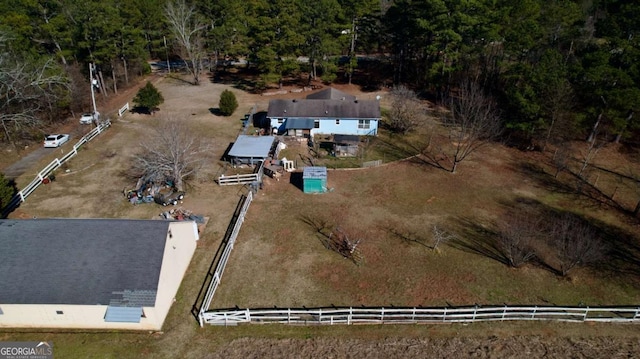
[267,88,380,137]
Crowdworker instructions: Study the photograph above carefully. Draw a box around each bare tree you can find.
[0,34,69,145]
[388,85,424,135]
[164,0,207,85]
[552,142,571,179]
[326,226,364,265]
[133,117,211,191]
[431,224,454,252]
[440,82,501,173]
[549,214,606,276]
[498,214,539,268]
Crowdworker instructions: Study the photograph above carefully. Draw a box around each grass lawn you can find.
[3,76,640,357]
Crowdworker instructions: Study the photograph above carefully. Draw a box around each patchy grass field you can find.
[3,75,640,358]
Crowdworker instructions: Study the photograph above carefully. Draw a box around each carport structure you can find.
[227,135,277,166]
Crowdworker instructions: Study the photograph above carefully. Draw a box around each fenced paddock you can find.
[197,191,254,326]
[200,305,640,326]
[2,120,111,215]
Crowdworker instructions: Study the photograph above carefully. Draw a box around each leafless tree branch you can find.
[133,116,211,191]
[164,0,207,85]
[441,81,502,173]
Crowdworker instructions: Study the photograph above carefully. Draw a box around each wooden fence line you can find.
[198,191,254,326]
[200,305,640,326]
[3,121,111,215]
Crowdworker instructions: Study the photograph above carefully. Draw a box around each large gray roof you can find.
[267,99,380,119]
[0,219,170,306]
[228,135,275,158]
[306,88,356,101]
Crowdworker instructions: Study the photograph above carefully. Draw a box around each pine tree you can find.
[133,81,164,114]
[219,89,238,116]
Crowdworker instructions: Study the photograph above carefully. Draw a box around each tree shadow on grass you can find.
[452,195,640,286]
[447,216,510,266]
[515,161,631,215]
[208,108,223,116]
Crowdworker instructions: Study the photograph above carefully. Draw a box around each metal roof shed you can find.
[303,167,327,193]
[228,135,276,165]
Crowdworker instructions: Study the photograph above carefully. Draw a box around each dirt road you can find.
[1,74,160,180]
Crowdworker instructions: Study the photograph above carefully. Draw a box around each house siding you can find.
[270,117,378,136]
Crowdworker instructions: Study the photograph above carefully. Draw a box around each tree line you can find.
[0,0,638,147]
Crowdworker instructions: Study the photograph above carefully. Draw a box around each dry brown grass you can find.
[3,74,640,358]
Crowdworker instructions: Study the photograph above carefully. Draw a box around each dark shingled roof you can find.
[267,99,380,119]
[305,88,356,101]
[0,219,170,306]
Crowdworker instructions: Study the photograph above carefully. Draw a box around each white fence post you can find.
[583,306,589,321]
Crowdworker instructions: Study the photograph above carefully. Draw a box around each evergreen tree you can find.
[133,81,164,114]
[0,173,16,218]
[218,89,238,116]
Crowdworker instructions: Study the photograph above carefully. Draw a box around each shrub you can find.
[219,89,238,116]
[0,173,16,218]
[133,81,164,114]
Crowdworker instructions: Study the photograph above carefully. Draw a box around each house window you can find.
[56,310,64,315]
[277,119,284,124]
[314,120,320,129]
[358,119,371,129]
[335,119,340,125]
[0,307,3,315]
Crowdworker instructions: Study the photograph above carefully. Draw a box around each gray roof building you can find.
[0,218,199,330]
[0,219,168,305]
[266,98,380,119]
[305,87,356,101]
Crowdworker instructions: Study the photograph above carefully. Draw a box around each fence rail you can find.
[3,120,111,215]
[200,305,640,326]
[198,191,254,326]
[216,161,265,186]
[362,159,382,168]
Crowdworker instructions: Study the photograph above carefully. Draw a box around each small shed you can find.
[303,167,327,193]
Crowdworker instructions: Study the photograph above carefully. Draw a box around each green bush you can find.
[0,173,16,218]
[219,89,238,116]
[133,81,164,114]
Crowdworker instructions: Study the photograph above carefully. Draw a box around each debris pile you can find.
[159,208,205,223]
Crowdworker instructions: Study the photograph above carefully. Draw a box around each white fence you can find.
[3,120,111,213]
[216,161,265,186]
[198,191,254,326]
[362,159,383,168]
[200,305,640,326]
[217,173,261,186]
[118,102,129,117]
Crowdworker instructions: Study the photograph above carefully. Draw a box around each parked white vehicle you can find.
[44,134,70,148]
[79,111,100,124]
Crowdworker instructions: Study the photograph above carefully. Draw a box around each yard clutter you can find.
[160,207,204,222]
[124,176,185,206]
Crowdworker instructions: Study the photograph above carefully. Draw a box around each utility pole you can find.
[89,62,98,115]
